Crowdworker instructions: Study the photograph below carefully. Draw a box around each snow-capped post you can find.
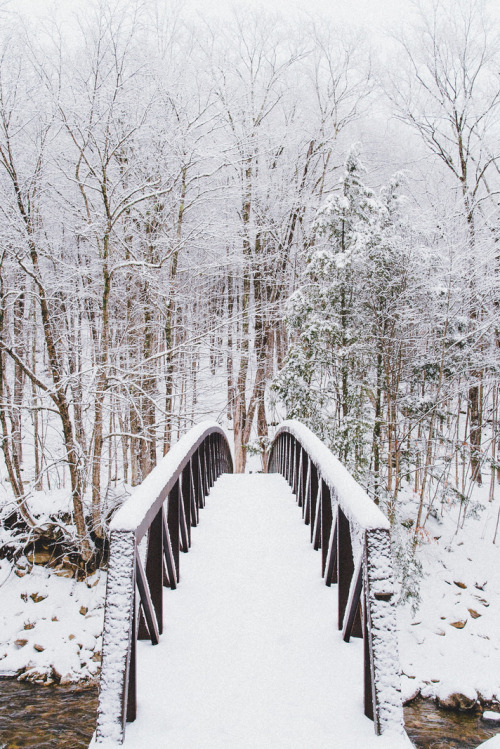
[267,420,405,737]
[95,423,233,745]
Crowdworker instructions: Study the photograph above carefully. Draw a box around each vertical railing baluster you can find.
[208,435,214,489]
[178,472,189,553]
[309,465,318,541]
[202,440,209,496]
[145,507,164,634]
[302,451,309,519]
[167,481,180,583]
[292,439,298,495]
[320,482,332,571]
[197,448,206,508]
[182,466,192,547]
[189,459,198,527]
[296,447,303,506]
[337,507,362,636]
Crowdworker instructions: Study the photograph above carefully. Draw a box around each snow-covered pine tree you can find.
[273,148,412,492]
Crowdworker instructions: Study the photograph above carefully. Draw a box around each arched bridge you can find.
[91,421,411,748]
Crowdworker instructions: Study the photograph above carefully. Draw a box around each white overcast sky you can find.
[10,0,415,32]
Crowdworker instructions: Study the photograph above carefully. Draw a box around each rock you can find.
[59,673,73,686]
[437,692,477,711]
[30,593,47,603]
[68,634,75,640]
[20,593,28,602]
[468,608,481,619]
[79,606,88,616]
[91,652,101,662]
[454,581,467,589]
[33,644,45,652]
[483,711,500,723]
[14,639,28,648]
[51,616,58,622]
[27,550,52,565]
[450,620,467,629]
[54,567,74,579]
[474,596,489,607]
[14,569,27,578]
[435,629,446,636]
[24,622,35,630]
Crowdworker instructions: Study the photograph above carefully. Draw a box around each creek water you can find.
[0,681,500,748]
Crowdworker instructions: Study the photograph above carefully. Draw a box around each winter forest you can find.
[0,0,499,618]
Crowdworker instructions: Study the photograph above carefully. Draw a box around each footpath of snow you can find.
[398,482,500,709]
[0,560,105,685]
[96,473,410,749]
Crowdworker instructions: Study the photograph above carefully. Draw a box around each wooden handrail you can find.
[95,422,233,745]
[268,420,404,737]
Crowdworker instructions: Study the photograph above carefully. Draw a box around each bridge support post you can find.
[96,530,136,744]
[363,528,404,734]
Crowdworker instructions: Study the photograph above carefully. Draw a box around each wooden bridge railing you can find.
[268,420,404,736]
[94,422,233,745]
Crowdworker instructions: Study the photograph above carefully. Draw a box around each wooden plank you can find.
[145,507,163,635]
[320,482,332,571]
[190,460,198,527]
[167,481,180,583]
[179,476,190,553]
[162,508,176,590]
[309,463,318,539]
[324,513,338,586]
[312,485,322,551]
[342,556,363,642]
[196,450,205,509]
[136,554,159,646]
[338,507,355,631]
[302,453,310,520]
[182,466,192,547]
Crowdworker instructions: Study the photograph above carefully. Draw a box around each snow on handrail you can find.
[274,420,389,532]
[111,421,231,540]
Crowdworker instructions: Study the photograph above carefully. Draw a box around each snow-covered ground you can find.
[397,482,500,708]
[0,560,105,685]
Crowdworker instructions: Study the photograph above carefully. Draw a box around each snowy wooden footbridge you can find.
[91,422,410,748]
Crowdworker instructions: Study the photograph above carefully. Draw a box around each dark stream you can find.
[404,699,500,749]
[1,680,500,748]
[0,680,98,748]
